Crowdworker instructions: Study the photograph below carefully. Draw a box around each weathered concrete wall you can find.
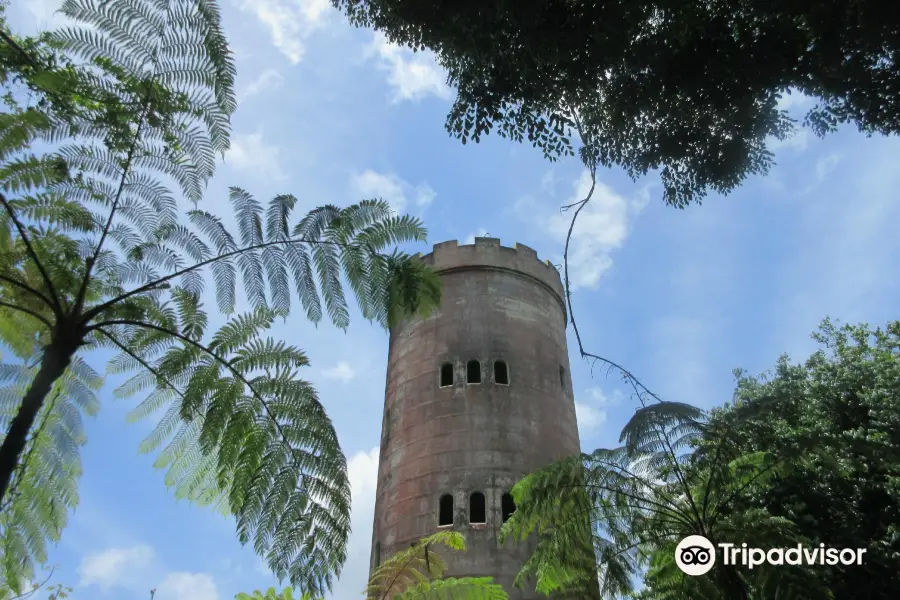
[369,238,583,598]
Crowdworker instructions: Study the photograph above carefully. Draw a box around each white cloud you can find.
[575,402,607,434]
[769,128,811,153]
[815,153,843,182]
[414,183,437,207]
[327,447,379,599]
[584,387,625,406]
[225,132,287,182]
[350,170,436,215]
[544,171,640,290]
[369,33,451,103]
[237,0,330,64]
[155,572,219,600]
[464,228,489,244]
[776,90,811,112]
[541,170,557,195]
[238,69,285,103]
[323,360,356,382]
[78,545,155,590]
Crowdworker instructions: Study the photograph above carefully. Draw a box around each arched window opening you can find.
[440,363,454,387]
[501,493,516,523]
[467,360,481,384]
[438,494,454,526]
[374,541,381,567]
[469,492,486,524]
[494,361,509,385]
[559,365,567,391]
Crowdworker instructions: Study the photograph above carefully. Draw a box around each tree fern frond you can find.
[0,155,69,194]
[394,577,508,600]
[0,356,99,594]
[366,531,468,600]
[618,401,705,456]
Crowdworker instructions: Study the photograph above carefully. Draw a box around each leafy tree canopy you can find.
[695,319,900,600]
[332,0,900,206]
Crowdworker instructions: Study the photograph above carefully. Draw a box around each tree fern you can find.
[236,587,315,600]
[0,1,440,596]
[365,531,506,600]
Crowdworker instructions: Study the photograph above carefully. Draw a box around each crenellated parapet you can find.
[416,238,565,311]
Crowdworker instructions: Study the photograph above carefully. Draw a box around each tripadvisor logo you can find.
[675,536,867,576]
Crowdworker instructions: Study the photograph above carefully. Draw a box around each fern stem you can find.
[75,98,151,314]
[0,193,63,316]
[0,337,75,504]
[82,237,351,322]
[76,0,175,314]
[89,319,302,475]
[0,275,55,311]
[0,300,53,330]
[0,386,64,513]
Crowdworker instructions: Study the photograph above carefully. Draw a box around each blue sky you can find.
[7,1,900,599]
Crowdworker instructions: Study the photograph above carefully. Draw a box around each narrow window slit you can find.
[494,361,509,385]
[501,493,516,523]
[438,494,454,526]
[440,363,454,387]
[469,492,486,524]
[467,360,481,384]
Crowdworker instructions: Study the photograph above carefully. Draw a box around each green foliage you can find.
[0,355,100,595]
[332,0,900,207]
[0,224,101,594]
[500,400,826,600]
[0,0,441,596]
[366,531,507,600]
[0,564,71,600]
[696,319,900,600]
[236,588,314,600]
[503,319,900,599]
[237,532,506,600]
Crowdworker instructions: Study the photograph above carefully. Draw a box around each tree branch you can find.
[0,193,63,315]
[4,565,56,600]
[0,300,53,330]
[561,103,706,530]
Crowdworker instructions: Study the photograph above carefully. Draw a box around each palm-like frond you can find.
[0,354,100,595]
[366,531,507,600]
[392,578,508,600]
[236,588,315,600]
[97,306,349,596]
[85,189,434,328]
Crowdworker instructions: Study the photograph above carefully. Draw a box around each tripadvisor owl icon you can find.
[676,535,716,576]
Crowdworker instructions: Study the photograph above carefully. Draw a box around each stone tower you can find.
[369,238,583,598]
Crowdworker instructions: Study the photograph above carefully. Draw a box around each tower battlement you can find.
[416,238,565,307]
